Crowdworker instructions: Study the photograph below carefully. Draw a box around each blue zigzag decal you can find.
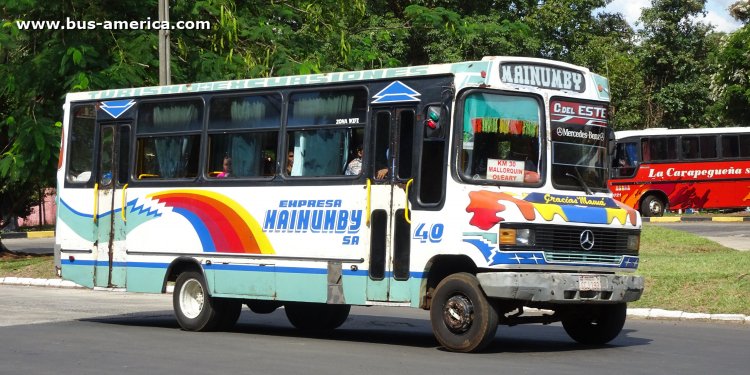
[127,199,162,218]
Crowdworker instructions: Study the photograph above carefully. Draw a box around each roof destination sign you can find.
[500,63,586,93]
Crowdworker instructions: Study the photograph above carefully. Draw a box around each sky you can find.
[602,0,744,33]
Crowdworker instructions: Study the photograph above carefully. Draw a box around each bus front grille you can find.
[499,224,639,256]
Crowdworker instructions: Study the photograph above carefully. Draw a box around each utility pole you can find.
[158,0,171,85]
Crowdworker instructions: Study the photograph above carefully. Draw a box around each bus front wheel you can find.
[640,195,665,217]
[561,303,627,345]
[429,273,498,353]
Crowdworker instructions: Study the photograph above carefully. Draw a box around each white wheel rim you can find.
[180,278,204,319]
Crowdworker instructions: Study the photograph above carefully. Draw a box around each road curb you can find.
[643,217,750,223]
[0,278,747,324]
[1,231,55,239]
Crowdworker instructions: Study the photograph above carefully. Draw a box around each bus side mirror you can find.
[607,128,616,155]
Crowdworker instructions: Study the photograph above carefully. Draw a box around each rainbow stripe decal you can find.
[147,190,274,254]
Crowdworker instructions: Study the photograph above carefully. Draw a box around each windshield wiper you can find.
[565,168,593,195]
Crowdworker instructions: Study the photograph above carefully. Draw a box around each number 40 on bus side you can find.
[413,223,444,243]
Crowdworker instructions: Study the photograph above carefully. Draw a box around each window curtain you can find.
[293,130,348,176]
[153,105,198,178]
[292,94,354,124]
[229,101,265,176]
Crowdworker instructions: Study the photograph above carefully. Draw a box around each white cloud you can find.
[601,0,743,33]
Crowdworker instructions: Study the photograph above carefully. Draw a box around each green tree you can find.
[0,0,158,232]
[711,4,750,126]
[637,0,717,128]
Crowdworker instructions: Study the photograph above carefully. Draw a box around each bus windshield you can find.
[459,92,542,185]
[549,99,611,192]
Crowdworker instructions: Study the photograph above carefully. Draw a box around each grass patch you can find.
[0,253,56,279]
[0,226,748,314]
[632,225,750,314]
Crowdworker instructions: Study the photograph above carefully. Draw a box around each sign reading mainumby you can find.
[500,63,586,93]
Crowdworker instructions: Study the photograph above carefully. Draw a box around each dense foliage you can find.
[1,0,749,227]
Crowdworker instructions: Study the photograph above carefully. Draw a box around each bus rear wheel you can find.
[429,273,498,353]
[284,302,351,330]
[173,271,239,331]
[640,195,665,217]
[561,303,627,345]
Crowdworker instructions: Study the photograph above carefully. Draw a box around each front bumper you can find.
[477,272,644,303]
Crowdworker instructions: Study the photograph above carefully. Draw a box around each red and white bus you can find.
[609,127,750,216]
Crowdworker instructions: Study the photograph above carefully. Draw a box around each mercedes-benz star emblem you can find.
[579,230,595,250]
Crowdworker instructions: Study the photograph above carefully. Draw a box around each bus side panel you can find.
[57,189,98,289]
[126,263,169,293]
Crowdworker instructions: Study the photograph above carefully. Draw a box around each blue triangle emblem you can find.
[100,99,136,119]
[372,81,420,103]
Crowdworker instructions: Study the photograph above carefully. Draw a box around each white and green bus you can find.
[55,56,643,352]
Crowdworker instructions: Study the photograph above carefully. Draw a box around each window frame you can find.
[205,92,283,181]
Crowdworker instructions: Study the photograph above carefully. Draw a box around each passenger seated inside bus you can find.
[345,145,363,175]
[286,150,294,175]
[216,155,232,178]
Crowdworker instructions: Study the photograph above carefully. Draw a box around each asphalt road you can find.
[0,285,748,375]
[1,237,55,255]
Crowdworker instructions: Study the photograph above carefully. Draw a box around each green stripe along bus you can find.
[56,56,643,352]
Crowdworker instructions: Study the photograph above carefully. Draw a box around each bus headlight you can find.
[627,234,640,252]
[500,228,534,246]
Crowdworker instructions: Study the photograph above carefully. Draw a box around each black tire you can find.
[214,299,242,331]
[246,300,282,314]
[640,195,665,217]
[561,303,627,345]
[284,302,351,330]
[429,273,499,353]
[173,271,223,331]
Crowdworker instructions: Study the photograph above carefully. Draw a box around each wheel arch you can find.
[162,257,204,293]
[419,254,478,309]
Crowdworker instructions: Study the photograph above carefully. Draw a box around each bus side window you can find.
[207,95,282,179]
[286,89,367,177]
[135,99,203,179]
[66,104,96,184]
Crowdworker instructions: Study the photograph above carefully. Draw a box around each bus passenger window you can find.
[135,99,203,179]
[721,135,740,158]
[681,137,700,159]
[286,88,367,177]
[207,132,277,178]
[207,94,282,179]
[699,136,717,159]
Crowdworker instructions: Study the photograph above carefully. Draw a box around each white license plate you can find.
[578,275,602,291]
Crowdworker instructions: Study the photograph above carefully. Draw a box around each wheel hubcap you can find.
[180,278,204,319]
[442,294,474,333]
[649,200,662,215]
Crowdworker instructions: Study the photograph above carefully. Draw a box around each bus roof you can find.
[616,127,750,141]
[64,56,596,103]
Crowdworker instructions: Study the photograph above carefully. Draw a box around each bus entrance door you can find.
[366,108,415,303]
[93,123,130,288]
